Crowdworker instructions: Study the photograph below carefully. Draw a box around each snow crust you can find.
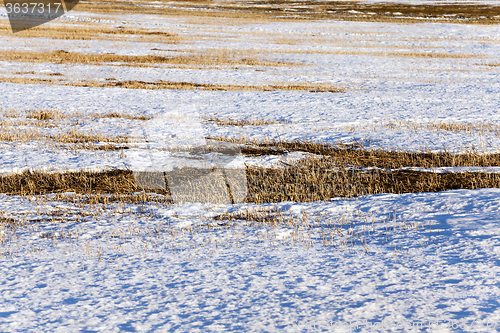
[0,6,500,332]
[1,189,500,331]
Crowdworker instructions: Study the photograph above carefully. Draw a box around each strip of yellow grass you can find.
[0,108,151,127]
[2,165,500,204]
[0,127,129,144]
[80,79,345,92]
[246,165,500,203]
[0,24,180,42]
[209,136,500,168]
[0,76,345,92]
[0,50,294,67]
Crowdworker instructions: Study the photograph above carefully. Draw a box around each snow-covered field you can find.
[1,2,500,332]
[2,189,500,331]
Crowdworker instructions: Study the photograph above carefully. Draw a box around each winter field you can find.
[1,0,500,331]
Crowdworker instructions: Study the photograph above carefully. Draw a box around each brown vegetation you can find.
[245,164,500,203]
[0,23,179,42]
[0,126,128,144]
[74,0,500,25]
[0,169,146,196]
[0,50,294,67]
[211,136,500,169]
[1,157,500,204]
[0,76,345,92]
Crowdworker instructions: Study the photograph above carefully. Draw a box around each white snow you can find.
[0,5,500,332]
[1,189,500,331]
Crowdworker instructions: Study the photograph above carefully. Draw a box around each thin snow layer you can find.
[0,15,499,176]
[1,9,500,332]
[1,188,500,331]
[2,79,500,174]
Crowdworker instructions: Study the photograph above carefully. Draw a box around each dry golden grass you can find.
[344,119,500,137]
[213,206,296,226]
[0,49,294,67]
[1,162,500,204]
[292,50,480,59]
[203,116,290,127]
[0,169,147,196]
[0,108,151,125]
[73,0,500,25]
[0,23,180,42]
[209,136,361,153]
[75,79,345,92]
[26,109,63,120]
[0,191,434,262]
[243,140,500,203]
[0,76,345,92]
[246,163,500,203]
[54,192,172,205]
[214,207,439,258]
[0,108,143,150]
[0,126,129,144]
[421,121,500,135]
[13,71,35,75]
[0,117,61,128]
[73,143,129,151]
[209,136,500,169]
[0,197,435,261]
[3,47,477,69]
[1,135,499,203]
[101,112,151,120]
[233,43,480,59]
[51,129,129,144]
[0,76,53,85]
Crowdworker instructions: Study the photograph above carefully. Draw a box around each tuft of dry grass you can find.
[0,127,42,142]
[26,109,63,121]
[375,119,500,136]
[214,206,286,225]
[425,121,500,135]
[341,119,500,138]
[74,143,130,151]
[53,192,172,205]
[101,112,151,120]
[51,129,128,144]
[203,116,290,127]
[209,136,363,155]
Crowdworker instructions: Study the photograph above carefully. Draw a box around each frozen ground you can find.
[1,4,500,333]
[0,12,499,174]
[1,189,500,331]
